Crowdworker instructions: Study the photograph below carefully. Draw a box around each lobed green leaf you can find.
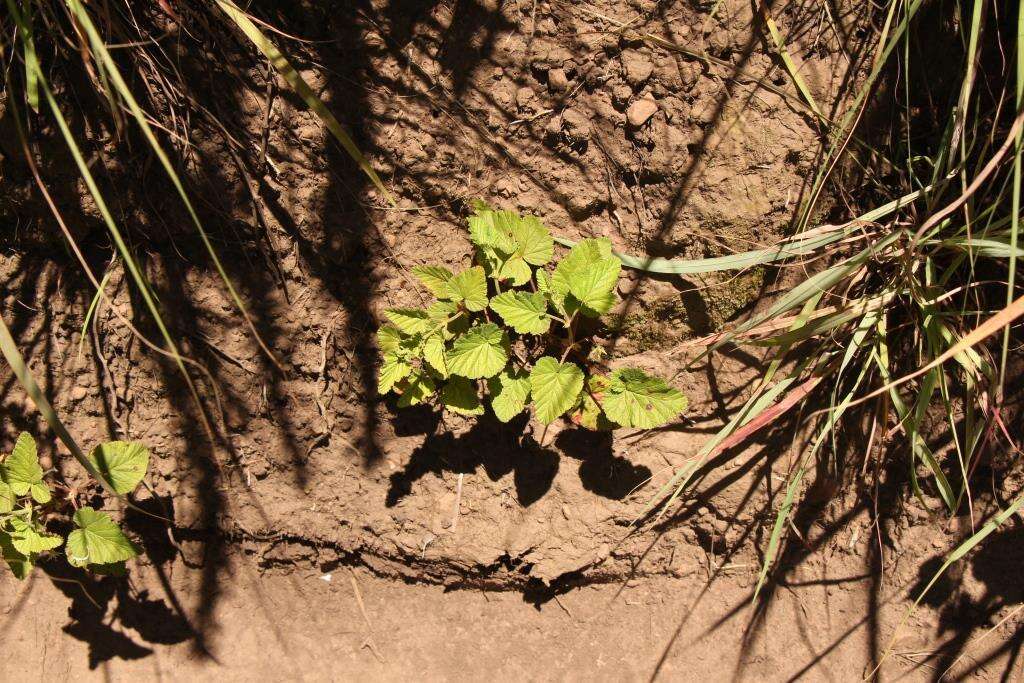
[384,308,431,336]
[378,354,412,393]
[570,374,618,430]
[446,267,489,312]
[601,368,688,429]
[489,291,551,335]
[487,370,531,422]
[87,441,150,495]
[552,238,619,317]
[377,325,403,354]
[0,532,32,579]
[447,324,509,379]
[411,265,454,299]
[529,357,584,424]
[7,515,62,555]
[421,335,448,377]
[440,376,485,415]
[498,256,532,286]
[396,369,437,407]
[65,507,140,568]
[0,481,14,514]
[1,432,50,504]
[509,215,554,266]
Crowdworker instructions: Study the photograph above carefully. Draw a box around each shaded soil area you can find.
[2,0,1024,678]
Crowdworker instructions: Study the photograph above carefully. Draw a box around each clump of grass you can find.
[623,0,1024,648]
[0,3,388,472]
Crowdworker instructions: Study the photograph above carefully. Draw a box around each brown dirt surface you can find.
[2,0,1023,679]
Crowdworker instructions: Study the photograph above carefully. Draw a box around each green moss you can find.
[702,267,765,328]
[603,295,692,352]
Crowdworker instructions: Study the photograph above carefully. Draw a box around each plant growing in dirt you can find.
[1,432,149,579]
[377,203,688,432]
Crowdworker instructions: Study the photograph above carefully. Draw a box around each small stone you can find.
[691,102,716,125]
[548,67,570,92]
[548,46,574,67]
[492,66,503,79]
[567,193,604,219]
[383,232,397,248]
[626,98,658,127]
[679,63,700,91]
[71,385,88,401]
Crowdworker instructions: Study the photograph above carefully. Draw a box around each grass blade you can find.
[64,0,283,370]
[0,310,135,507]
[999,3,1024,398]
[869,494,1024,678]
[214,0,395,206]
[760,2,823,120]
[557,185,932,275]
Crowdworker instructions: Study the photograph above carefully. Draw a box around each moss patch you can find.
[702,267,765,328]
[604,294,693,353]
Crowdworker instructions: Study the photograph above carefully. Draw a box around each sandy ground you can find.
[3,544,1021,681]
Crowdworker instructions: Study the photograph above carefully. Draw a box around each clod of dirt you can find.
[621,51,654,89]
[626,97,659,127]
[515,85,540,113]
[545,109,592,155]
[548,67,570,92]
[560,110,591,141]
[611,84,633,111]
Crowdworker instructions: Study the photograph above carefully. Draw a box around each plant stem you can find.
[559,312,577,363]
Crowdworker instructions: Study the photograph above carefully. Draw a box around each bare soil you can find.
[1,0,1023,679]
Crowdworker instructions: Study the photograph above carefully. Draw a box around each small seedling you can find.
[377,203,687,432]
[0,432,149,579]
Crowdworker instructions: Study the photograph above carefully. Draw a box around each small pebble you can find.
[626,98,658,127]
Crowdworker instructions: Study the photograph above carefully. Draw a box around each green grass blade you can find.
[795,0,921,233]
[753,462,807,601]
[77,266,114,361]
[752,355,872,600]
[761,4,823,120]
[7,0,219,457]
[1,311,127,503]
[214,0,395,207]
[557,185,931,275]
[870,494,1024,678]
[999,2,1024,398]
[20,0,38,111]
[64,0,282,369]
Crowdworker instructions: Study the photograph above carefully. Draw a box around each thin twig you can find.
[349,569,385,662]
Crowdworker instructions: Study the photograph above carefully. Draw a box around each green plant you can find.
[1,1,391,455]
[606,1,1024,660]
[377,204,688,432]
[0,431,149,579]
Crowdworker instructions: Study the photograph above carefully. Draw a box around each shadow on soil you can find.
[384,405,652,507]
